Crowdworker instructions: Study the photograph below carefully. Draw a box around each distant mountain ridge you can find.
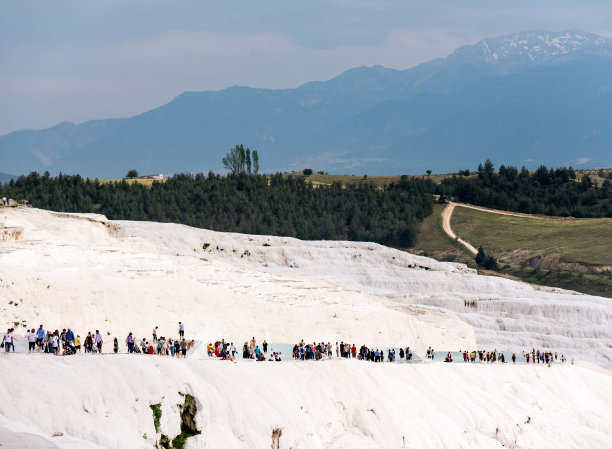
[1,30,612,178]
[0,173,17,184]
[453,30,612,68]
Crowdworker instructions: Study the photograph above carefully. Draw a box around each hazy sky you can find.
[1,0,611,135]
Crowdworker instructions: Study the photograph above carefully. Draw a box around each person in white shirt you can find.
[2,329,12,353]
[8,329,16,352]
[27,328,36,353]
[52,333,60,355]
[95,330,103,353]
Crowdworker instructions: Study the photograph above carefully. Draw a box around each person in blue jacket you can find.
[36,325,46,350]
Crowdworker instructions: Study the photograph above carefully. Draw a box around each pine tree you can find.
[475,246,486,266]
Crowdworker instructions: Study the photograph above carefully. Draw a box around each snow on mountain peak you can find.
[452,30,612,68]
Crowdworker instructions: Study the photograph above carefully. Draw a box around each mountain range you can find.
[0,173,17,184]
[2,30,612,178]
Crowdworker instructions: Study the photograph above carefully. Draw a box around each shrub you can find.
[150,404,162,433]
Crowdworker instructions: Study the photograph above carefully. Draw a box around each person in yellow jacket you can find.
[74,335,81,353]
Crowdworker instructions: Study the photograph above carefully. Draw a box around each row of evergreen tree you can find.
[1,160,609,248]
[1,171,435,247]
[435,160,612,217]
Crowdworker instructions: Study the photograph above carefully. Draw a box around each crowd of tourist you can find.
[286,341,414,363]
[275,341,567,366]
[128,323,193,357]
[1,323,194,358]
[1,328,17,353]
[241,338,282,361]
[441,349,567,364]
[1,325,103,356]
[2,325,568,365]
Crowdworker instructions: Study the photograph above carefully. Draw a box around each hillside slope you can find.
[1,208,611,448]
[1,356,611,449]
[1,208,610,365]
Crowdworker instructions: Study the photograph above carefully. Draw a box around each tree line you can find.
[1,157,609,250]
[435,160,612,217]
[0,171,434,248]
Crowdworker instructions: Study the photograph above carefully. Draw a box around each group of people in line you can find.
[286,341,414,363]
[1,326,103,355]
[205,338,282,362]
[122,322,193,357]
[443,349,567,364]
[523,350,566,364]
[3,325,568,366]
[1,328,17,353]
[1,323,193,357]
[245,339,282,361]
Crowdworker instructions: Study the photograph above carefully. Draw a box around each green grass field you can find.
[505,266,612,297]
[450,206,612,266]
[411,203,612,297]
[412,203,473,263]
[576,168,612,185]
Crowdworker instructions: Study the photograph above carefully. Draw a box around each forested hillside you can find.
[1,172,434,247]
[437,161,612,217]
[1,160,609,252]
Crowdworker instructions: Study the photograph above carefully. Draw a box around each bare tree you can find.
[222,145,246,175]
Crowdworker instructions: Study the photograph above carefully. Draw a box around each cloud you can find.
[0,28,468,134]
[3,1,612,134]
[572,157,592,165]
[88,28,466,88]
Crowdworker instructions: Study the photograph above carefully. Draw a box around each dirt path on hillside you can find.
[441,201,551,256]
[441,203,478,255]
[447,202,550,220]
